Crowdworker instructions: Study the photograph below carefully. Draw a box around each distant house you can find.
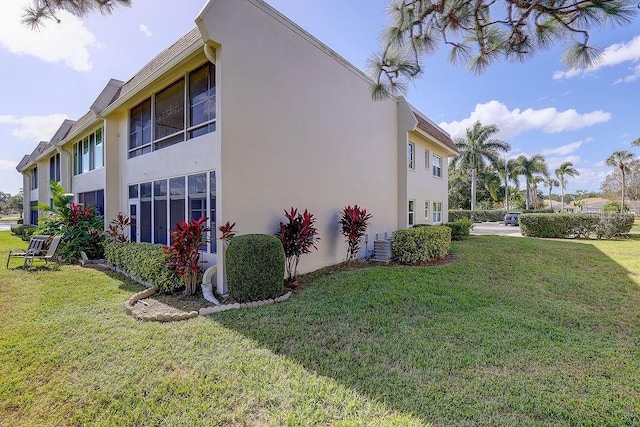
[16,0,458,294]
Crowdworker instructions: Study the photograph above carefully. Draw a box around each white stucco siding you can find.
[71,168,106,195]
[199,0,399,276]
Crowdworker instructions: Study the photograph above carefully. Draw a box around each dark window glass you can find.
[189,63,216,137]
[73,144,79,175]
[153,180,168,245]
[82,137,90,173]
[155,78,185,149]
[129,99,152,158]
[89,133,95,170]
[209,171,216,253]
[96,189,104,216]
[129,204,137,242]
[30,201,38,225]
[129,184,138,199]
[139,182,152,243]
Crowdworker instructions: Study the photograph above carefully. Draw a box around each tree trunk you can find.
[471,168,477,210]
[549,188,553,210]
[621,169,626,212]
[525,182,531,210]
[560,186,564,212]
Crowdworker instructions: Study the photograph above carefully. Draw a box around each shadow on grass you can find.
[212,236,640,425]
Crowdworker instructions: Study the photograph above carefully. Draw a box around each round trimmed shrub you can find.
[226,234,285,302]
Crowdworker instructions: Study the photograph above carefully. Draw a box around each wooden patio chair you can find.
[6,235,50,269]
[23,236,62,268]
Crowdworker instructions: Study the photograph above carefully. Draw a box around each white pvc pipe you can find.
[201,265,220,305]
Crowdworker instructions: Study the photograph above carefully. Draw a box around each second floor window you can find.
[432,154,442,178]
[30,167,38,190]
[49,153,60,182]
[129,62,216,159]
[73,127,104,175]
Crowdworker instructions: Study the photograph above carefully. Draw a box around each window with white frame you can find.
[424,149,429,169]
[408,199,415,226]
[432,202,442,223]
[432,154,442,178]
[128,62,216,159]
[425,200,429,220]
[128,171,217,253]
[408,142,415,170]
[72,127,104,175]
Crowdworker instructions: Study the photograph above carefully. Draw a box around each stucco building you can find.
[16,0,458,294]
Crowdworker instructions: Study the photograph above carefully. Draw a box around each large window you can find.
[73,127,105,175]
[189,63,216,138]
[408,142,415,170]
[129,62,216,159]
[30,200,38,225]
[49,153,61,182]
[432,154,442,178]
[30,167,38,190]
[433,202,442,224]
[129,171,217,253]
[78,189,104,216]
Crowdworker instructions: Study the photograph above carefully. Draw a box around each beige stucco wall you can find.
[198,0,400,290]
[406,131,451,225]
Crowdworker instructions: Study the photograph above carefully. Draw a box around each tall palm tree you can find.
[544,176,560,211]
[631,137,640,147]
[606,151,635,211]
[555,161,580,210]
[454,121,511,210]
[494,158,518,211]
[513,155,548,210]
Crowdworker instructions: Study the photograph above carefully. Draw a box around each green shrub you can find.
[10,224,37,240]
[10,224,24,236]
[17,218,23,225]
[227,234,285,302]
[392,226,451,264]
[595,214,635,239]
[448,210,473,222]
[445,218,473,240]
[104,242,181,293]
[519,213,634,239]
[449,209,506,223]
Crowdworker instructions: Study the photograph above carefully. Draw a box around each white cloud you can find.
[613,64,640,85]
[0,114,69,141]
[542,138,591,157]
[139,24,152,37]
[439,101,611,140]
[0,160,18,171]
[553,35,640,80]
[0,1,97,71]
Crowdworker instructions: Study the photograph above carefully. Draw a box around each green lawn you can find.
[1,231,639,426]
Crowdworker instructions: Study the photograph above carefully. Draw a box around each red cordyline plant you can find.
[106,212,131,243]
[275,207,320,283]
[218,221,236,247]
[163,217,211,296]
[339,205,373,262]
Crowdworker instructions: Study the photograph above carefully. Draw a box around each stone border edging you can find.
[124,286,200,322]
[199,291,292,316]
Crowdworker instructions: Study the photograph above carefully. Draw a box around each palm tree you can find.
[513,155,548,210]
[454,121,511,210]
[555,161,580,210]
[544,176,560,211]
[606,151,635,211]
[631,137,640,147]
[494,158,519,211]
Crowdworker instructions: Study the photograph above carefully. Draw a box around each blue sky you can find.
[1,0,639,196]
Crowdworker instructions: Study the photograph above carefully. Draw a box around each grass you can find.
[1,231,639,426]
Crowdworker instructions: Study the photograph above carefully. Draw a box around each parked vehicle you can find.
[504,212,522,226]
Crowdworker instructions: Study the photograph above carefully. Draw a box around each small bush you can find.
[105,242,180,293]
[519,213,634,239]
[449,209,506,223]
[393,226,451,264]
[445,218,473,240]
[17,218,23,225]
[227,234,285,302]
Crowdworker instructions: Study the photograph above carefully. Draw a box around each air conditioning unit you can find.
[373,239,392,263]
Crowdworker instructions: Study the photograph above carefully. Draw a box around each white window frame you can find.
[408,142,415,170]
[432,154,442,178]
[425,200,430,220]
[432,202,443,224]
[408,199,415,226]
[424,149,429,170]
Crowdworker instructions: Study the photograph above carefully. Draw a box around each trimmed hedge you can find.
[226,234,285,303]
[104,242,181,293]
[519,213,634,239]
[393,226,451,264]
[450,209,554,223]
[444,218,473,240]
